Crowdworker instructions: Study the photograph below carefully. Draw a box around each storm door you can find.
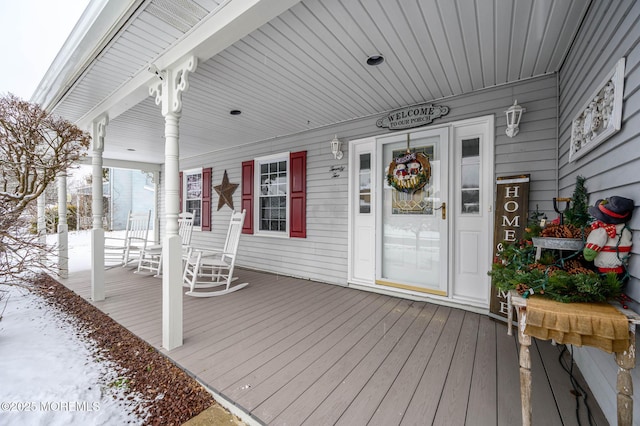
[376,128,449,295]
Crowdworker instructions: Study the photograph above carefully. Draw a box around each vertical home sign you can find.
[489,175,530,318]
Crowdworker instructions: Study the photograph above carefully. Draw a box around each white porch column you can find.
[57,173,68,279]
[153,170,160,244]
[37,193,46,244]
[149,55,197,350]
[91,116,108,301]
[37,193,46,266]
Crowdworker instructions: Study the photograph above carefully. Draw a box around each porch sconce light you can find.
[330,135,343,160]
[505,100,525,137]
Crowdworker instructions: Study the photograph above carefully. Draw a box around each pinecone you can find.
[546,266,561,275]
[515,283,529,295]
[567,266,595,275]
[564,259,582,270]
[540,223,588,239]
[540,224,558,237]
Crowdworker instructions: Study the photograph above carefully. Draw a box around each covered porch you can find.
[60,267,607,425]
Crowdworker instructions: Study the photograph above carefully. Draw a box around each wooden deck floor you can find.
[60,267,608,425]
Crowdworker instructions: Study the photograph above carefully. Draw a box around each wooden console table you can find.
[507,291,640,426]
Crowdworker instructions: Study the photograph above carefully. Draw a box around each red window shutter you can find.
[201,167,212,231]
[179,172,183,213]
[290,151,306,238]
[241,160,254,234]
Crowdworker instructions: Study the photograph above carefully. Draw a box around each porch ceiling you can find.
[46,0,591,164]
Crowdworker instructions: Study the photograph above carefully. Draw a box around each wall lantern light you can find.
[505,100,525,137]
[330,135,343,160]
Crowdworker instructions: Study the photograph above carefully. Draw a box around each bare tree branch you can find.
[0,93,90,283]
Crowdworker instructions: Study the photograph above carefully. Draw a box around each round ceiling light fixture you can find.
[366,54,385,66]
[230,109,242,115]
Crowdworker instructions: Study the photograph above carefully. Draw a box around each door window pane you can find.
[461,138,480,214]
[359,153,371,214]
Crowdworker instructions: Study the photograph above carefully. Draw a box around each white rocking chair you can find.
[136,211,195,276]
[183,209,248,297]
[104,210,151,267]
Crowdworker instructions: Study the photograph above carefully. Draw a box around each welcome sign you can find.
[490,175,530,318]
[376,103,449,130]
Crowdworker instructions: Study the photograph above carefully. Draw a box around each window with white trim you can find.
[255,154,289,235]
[242,151,306,238]
[184,169,202,228]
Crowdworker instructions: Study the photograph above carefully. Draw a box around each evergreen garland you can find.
[490,240,622,303]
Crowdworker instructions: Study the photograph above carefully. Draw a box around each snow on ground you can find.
[48,229,126,272]
[0,231,145,425]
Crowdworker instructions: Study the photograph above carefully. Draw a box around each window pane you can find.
[462,190,480,213]
[461,138,480,215]
[185,172,202,226]
[257,158,288,233]
[359,153,371,214]
[360,153,370,170]
[186,200,201,226]
[462,138,479,157]
[360,195,371,213]
[461,163,479,188]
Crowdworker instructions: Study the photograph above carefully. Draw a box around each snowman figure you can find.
[583,196,634,274]
[395,163,408,181]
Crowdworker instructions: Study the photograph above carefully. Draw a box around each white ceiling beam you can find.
[77,156,162,172]
[77,0,302,129]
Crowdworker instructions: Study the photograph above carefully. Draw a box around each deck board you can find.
[59,268,609,426]
[495,318,523,426]
[299,302,431,425]
[433,311,480,425]
[368,305,450,425]
[535,339,609,425]
[401,308,465,425]
[466,315,498,426]
[255,298,410,424]
[334,302,438,425]
[222,293,388,405]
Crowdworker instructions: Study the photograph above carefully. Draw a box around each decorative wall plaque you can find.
[490,175,530,318]
[377,103,449,130]
[569,58,625,162]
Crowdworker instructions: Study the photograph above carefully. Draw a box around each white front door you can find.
[348,116,493,307]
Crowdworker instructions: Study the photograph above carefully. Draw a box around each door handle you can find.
[434,202,446,219]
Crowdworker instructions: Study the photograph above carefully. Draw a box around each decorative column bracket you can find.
[149,56,198,119]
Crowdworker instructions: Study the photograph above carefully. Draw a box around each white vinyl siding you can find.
[166,74,559,287]
[557,1,640,423]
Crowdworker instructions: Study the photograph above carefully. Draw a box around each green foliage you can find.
[490,241,622,303]
[29,204,77,234]
[565,176,590,228]
[524,205,546,239]
[109,376,130,390]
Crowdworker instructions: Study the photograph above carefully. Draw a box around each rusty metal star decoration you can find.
[214,170,239,211]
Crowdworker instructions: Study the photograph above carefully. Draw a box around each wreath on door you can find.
[386,151,431,193]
